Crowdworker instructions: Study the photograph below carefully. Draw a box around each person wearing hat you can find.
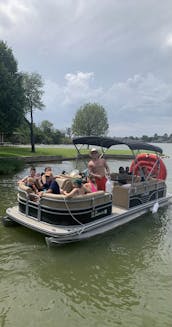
[63,178,90,198]
[88,148,110,191]
[38,178,63,197]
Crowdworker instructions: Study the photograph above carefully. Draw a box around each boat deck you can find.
[7,206,73,236]
[7,204,127,238]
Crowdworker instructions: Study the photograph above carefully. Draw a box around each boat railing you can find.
[112,178,166,209]
[17,188,40,217]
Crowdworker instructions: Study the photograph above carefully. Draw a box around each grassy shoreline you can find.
[0,146,132,175]
[0,146,131,158]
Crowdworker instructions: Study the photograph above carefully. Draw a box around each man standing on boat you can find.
[88,148,110,191]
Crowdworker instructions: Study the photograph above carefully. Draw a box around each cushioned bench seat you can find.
[40,191,112,210]
[18,183,112,210]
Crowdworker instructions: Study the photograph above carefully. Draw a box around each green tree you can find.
[66,127,72,138]
[162,133,168,141]
[72,103,109,136]
[22,72,44,152]
[38,120,54,144]
[39,120,54,135]
[8,121,30,144]
[141,135,150,142]
[0,41,25,143]
[35,120,64,144]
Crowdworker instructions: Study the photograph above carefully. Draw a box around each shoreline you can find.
[0,154,134,164]
[19,154,134,163]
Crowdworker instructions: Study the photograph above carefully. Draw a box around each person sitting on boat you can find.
[48,180,61,194]
[88,148,110,191]
[26,177,39,194]
[140,166,148,182]
[78,171,87,184]
[19,167,36,183]
[84,175,98,193]
[19,167,36,184]
[38,179,64,196]
[63,178,90,198]
[118,167,128,185]
[125,166,132,175]
[19,167,42,190]
[41,167,54,190]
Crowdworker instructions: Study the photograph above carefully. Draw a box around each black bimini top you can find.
[73,136,163,154]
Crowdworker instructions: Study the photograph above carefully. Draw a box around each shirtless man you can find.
[19,167,42,190]
[88,148,110,191]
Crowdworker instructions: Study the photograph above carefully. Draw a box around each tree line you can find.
[122,133,172,143]
[5,120,69,145]
[0,41,109,150]
[5,122,172,145]
[0,40,171,151]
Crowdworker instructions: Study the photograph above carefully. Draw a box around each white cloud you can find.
[0,0,31,26]
[165,34,172,47]
[104,73,172,118]
[62,72,102,105]
[36,71,172,136]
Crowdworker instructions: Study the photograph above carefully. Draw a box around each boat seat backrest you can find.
[40,191,112,210]
[18,183,33,194]
[110,172,140,184]
[55,176,73,192]
[18,183,39,202]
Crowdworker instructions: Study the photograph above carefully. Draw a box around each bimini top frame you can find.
[73,136,163,154]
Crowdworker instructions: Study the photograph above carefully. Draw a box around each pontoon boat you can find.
[4,136,172,245]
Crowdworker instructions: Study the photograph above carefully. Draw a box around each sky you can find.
[0,0,172,137]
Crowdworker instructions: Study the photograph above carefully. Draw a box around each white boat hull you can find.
[6,194,172,245]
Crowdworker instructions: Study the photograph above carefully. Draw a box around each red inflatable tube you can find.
[130,153,167,180]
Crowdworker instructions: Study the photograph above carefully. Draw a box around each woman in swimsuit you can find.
[63,178,90,198]
[84,175,98,193]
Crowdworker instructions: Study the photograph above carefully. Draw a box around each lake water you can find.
[0,144,172,327]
